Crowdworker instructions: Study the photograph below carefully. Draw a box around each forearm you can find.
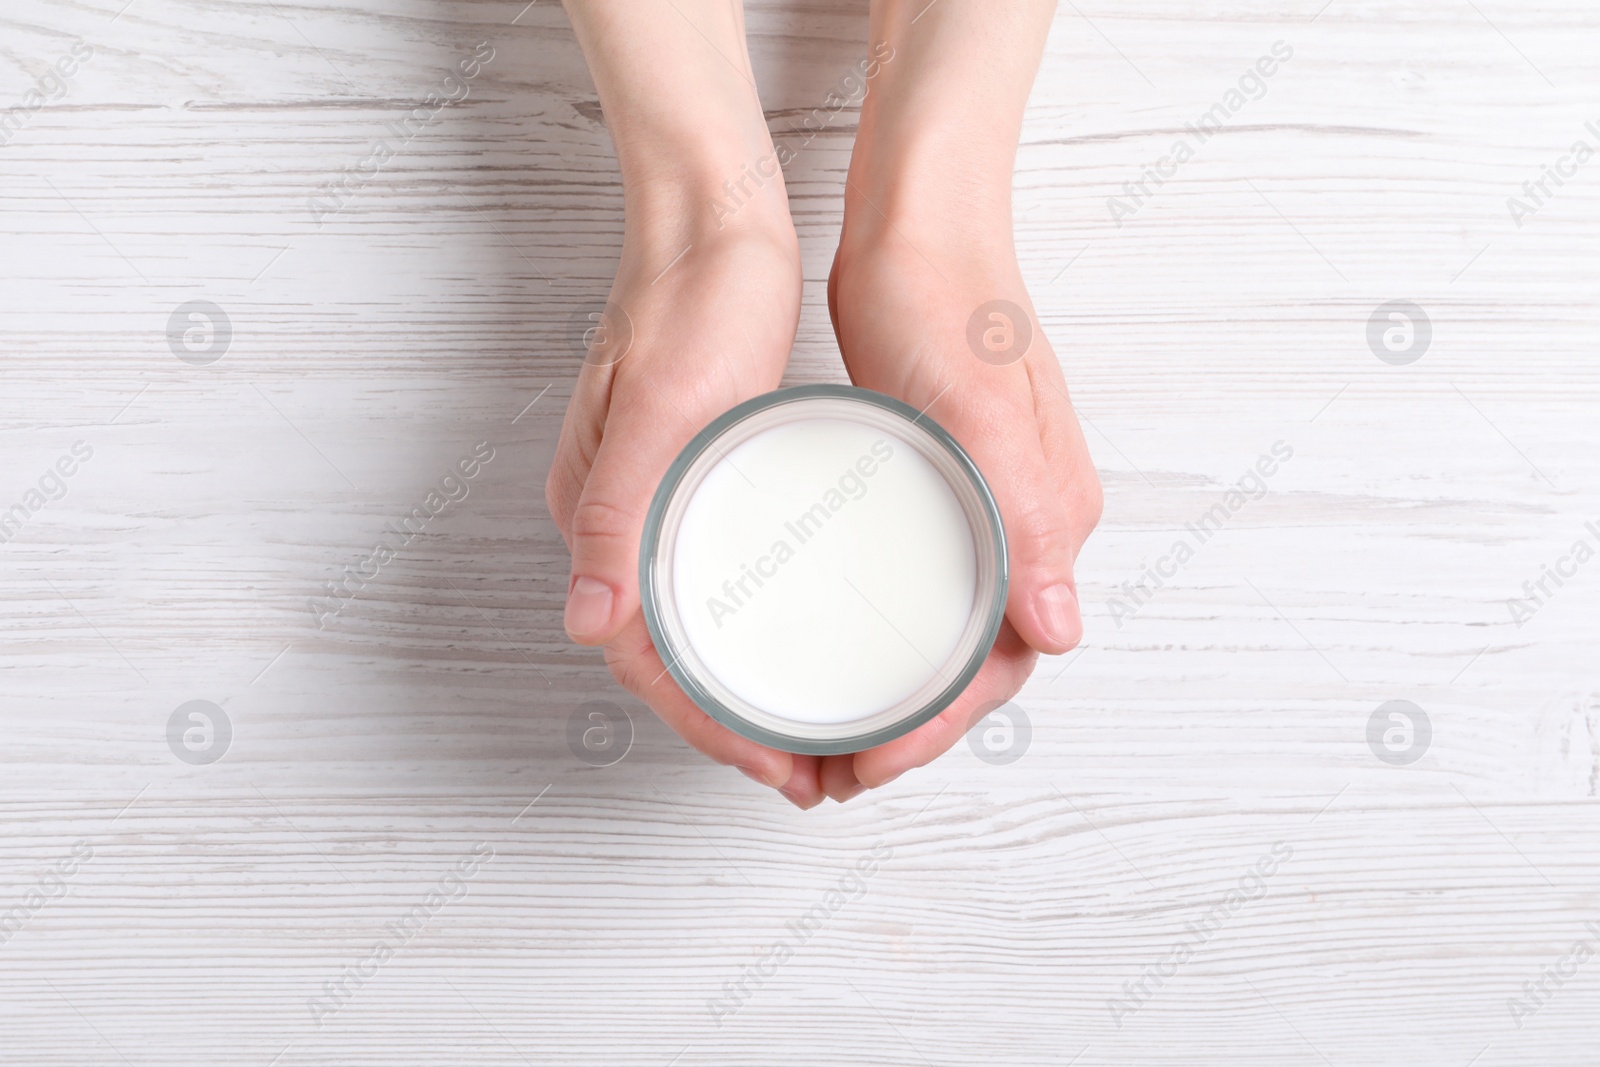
[562,0,784,237]
[847,0,1056,239]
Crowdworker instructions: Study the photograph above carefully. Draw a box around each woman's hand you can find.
[816,0,1102,801]
[548,0,829,807]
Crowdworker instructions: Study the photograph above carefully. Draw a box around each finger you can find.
[1028,342,1104,561]
[545,360,615,548]
[604,614,799,794]
[783,755,827,809]
[950,362,1087,657]
[562,380,700,645]
[851,620,1037,789]
[820,753,864,804]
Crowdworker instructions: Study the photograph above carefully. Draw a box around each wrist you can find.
[619,141,797,255]
[840,83,1023,260]
[840,137,1017,264]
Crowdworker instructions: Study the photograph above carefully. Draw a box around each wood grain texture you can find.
[2,0,1598,1063]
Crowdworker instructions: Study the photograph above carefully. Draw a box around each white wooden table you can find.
[2,1,1597,1063]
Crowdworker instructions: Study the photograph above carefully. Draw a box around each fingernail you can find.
[565,576,614,639]
[1037,582,1081,648]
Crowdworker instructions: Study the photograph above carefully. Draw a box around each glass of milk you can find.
[639,385,1008,754]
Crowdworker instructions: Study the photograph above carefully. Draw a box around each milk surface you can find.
[671,417,978,725]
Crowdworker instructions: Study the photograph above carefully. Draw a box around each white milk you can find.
[670,417,978,725]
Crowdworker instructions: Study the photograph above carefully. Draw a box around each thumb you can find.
[956,387,1093,657]
[997,463,1086,655]
[562,391,685,646]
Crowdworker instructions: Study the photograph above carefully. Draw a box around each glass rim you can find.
[638,384,1009,756]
